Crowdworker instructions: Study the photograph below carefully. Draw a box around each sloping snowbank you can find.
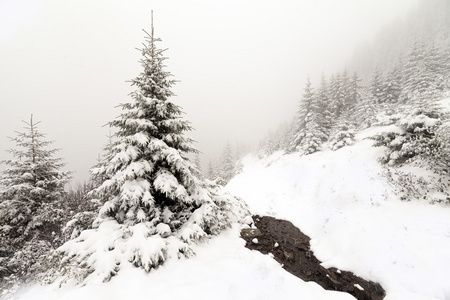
[11,125,450,300]
[13,225,354,300]
[227,127,450,300]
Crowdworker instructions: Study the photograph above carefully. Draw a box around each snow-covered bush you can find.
[328,124,355,151]
[431,122,450,170]
[383,168,449,203]
[62,211,98,240]
[61,182,104,241]
[371,104,450,203]
[371,108,442,165]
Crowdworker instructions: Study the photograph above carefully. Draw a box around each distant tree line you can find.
[258,0,450,158]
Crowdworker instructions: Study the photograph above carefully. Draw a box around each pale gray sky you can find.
[0,0,419,184]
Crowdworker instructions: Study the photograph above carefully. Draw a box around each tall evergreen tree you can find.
[290,77,315,152]
[55,17,248,284]
[301,114,329,155]
[401,40,431,102]
[290,77,328,155]
[0,115,71,278]
[348,72,363,107]
[220,141,235,182]
[370,67,385,103]
[424,41,446,93]
[383,65,402,103]
[316,74,333,137]
[341,70,352,111]
[329,73,345,118]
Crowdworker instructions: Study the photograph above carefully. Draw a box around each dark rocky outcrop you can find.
[241,215,385,300]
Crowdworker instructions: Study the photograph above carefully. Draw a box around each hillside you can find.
[8,95,450,300]
[228,114,450,299]
[2,1,449,298]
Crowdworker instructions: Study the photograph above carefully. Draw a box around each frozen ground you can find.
[10,126,450,300]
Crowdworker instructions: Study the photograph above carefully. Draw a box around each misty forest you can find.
[1,0,450,299]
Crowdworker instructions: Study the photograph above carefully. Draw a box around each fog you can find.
[0,0,419,184]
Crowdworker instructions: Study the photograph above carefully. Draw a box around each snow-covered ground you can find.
[227,127,450,300]
[11,125,450,300]
[13,225,354,300]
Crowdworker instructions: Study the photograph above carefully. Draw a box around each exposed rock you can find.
[240,215,385,300]
[240,228,262,239]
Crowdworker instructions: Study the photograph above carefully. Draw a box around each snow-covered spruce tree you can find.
[315,74,333,138]
[292,77,329,155]
[300,93,329,155]
[383,65,402,104]
[290,77,315,152]
[0,115,71,279]
[371,67,385,104]
[220,141,235,183]
[341,70,352,110]
[350,89,378,130]
[272,121,293,153]
[54,21,249,284]
[329,73,345,119]
[400,40,433,103]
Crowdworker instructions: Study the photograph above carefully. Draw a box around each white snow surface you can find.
[14,226,353,300]
[227,127,450,300]
[12,126,450,300]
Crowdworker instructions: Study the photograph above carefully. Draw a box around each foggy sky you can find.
[0,0,419,184]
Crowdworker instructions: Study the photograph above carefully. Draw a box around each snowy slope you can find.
[227,126,450,300]
[13,225,354,300]
[10,125,450,300]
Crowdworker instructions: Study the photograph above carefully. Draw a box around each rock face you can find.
[240,216,385,300]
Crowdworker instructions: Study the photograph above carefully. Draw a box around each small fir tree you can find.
[0,115,71,278]
[220,141,235,182]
